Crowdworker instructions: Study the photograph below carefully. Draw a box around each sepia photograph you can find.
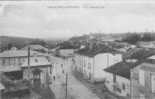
[0,0,155,99]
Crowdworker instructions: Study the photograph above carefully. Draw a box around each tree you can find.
[29,39,47,47]
[122,33,141,44]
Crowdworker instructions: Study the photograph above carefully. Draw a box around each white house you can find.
[21,44,48,52]
[130,60,155,99]
[0,49,52,86]
[73,51,122,82]
[49,56,66,80]
[58,49,75,57]
[0,49,45,66]
[104,60,142,97]
[21,56,52,86]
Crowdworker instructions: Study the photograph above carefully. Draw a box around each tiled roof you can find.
[0,50,44,58]
[104,61,140,79]
[124,48,155,60]
[22,44,48,51]
[139,63,155,72]
[76,44,117,57]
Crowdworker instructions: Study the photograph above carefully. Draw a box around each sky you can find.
[0,0,155,39]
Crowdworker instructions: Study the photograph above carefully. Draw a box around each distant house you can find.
[123,48,155,61]
[22,44,48,53]
[58,49,74,57]
[131,55,155,99]
[73,44,122,82]
[49,55,68,81]
[137,41,155,49]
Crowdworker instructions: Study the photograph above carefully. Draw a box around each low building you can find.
[21,44,48,53]
[0,65,30,99]
[0,49,44,66]
[131,56,155,99]
[137,41,155,49]
[58,49,74,57]
[49,55,72,82]
[104,61,139,97]
[73,46,122,82]
[0,49,53,98]
[21,56,52,86]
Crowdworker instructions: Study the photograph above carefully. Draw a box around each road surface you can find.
[50,56,100,99]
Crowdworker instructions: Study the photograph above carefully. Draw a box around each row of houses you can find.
[72,41,155,99]
[0,43,74,99]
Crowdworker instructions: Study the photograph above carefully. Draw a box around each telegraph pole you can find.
[65,73,68,99]
[28,47,31,81]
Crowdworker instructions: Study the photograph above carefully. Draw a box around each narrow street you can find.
[67,72,100,99]
[50,57,100,99]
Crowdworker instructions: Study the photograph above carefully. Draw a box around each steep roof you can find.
[104,61,141,79]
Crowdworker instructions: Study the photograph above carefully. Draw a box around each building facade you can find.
[104,61,137,97]
[131,62,155,99]
[0,49,53,87]
[73,52,122,82]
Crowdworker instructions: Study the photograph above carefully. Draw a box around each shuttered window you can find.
[151,74,155,93]
[139,69,145,86]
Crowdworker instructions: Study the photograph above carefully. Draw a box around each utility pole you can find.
[65,73,68,99]
[28,47,31,81]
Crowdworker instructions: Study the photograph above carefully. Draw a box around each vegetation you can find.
[0,36,60,51]
[122,32,155,44]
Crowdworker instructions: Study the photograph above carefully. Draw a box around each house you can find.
[49,55,68,82]
[21,44,48,53]
[58,49,74,57]
[104,61,140,97]
[137,41,155,49]
[73,44,122,82]
[123,48,155,61]
[0,65,30,99]
[21,56,52,87]
[131,56,155,99]
[0,50,52,96]
[0,49,44,66]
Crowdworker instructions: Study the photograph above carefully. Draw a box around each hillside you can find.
[0,36,59,51]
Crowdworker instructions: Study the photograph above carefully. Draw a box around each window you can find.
[113,74,116,83]
[2,59,5,65]
[35,59,38,63]
[139,69,145,86]
[88,63,91,69]
[122,83,126,90]
[50,65,52,74]
[151,74,155,93]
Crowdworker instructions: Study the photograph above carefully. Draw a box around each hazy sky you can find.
[0,0,155,38]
